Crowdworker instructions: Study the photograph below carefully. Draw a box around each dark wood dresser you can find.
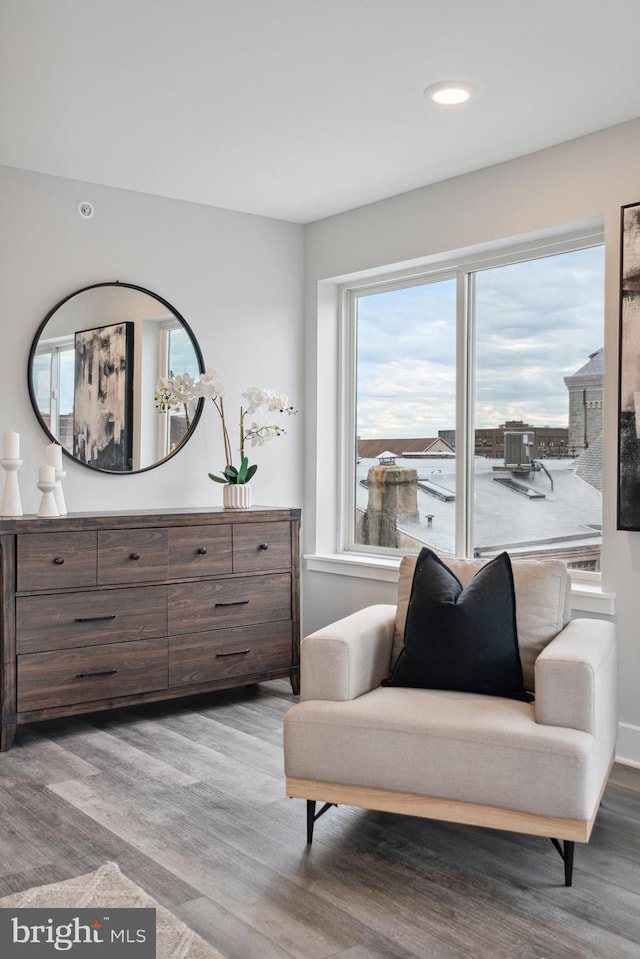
[0,507,300,750]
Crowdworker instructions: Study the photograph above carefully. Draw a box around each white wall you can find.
[0,165,304,513]
[303,118,640,767]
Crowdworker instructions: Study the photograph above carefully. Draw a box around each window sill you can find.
[304,552,616,617]
[569,581,616,616]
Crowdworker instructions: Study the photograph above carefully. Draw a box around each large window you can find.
[345,234,605,573]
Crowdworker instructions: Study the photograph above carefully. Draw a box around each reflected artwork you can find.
[74,322,134,471]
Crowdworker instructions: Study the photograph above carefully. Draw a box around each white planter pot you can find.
[222,483,252,509]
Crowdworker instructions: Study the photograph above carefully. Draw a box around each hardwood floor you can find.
[1,680,639,958]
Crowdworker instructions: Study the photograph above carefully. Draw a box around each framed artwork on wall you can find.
[617,201,640,529]
[74,322,134,472]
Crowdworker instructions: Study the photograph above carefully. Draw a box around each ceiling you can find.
[2,0,640,224]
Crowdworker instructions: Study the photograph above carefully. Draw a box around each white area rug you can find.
[0,862,226,959]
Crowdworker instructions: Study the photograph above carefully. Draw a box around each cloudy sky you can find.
[356,245,604,438]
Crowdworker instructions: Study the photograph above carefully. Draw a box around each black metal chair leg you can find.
[306,800,336,844]
[563,840,575,887]
[306,800,316,844]
[551,838,575,886]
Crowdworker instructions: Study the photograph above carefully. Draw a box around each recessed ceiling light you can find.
[423,81,475,105]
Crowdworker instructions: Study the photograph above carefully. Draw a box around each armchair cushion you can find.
[284,686,599,821]
[394,554,571,691]
[385,548,532,701]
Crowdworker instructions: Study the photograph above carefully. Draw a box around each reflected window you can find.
[156,322,202,457]
[33,339,75,453]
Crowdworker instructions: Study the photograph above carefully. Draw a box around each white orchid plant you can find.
[155,370,296,485]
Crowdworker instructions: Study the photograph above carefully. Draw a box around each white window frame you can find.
[338,227,606,585]
[34,335,75,442]
[155,319,195,459]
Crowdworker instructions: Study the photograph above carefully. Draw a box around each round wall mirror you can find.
[28,282,205,473]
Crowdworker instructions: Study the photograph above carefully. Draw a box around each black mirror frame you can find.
[27,281,206,475]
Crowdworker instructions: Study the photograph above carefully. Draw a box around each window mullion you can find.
[50,347,61,438]
[455,270,474,558]
[466,272,477,559]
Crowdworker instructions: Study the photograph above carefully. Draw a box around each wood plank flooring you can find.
[0,680,639,959]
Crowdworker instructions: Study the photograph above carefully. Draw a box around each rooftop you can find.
[356,454,602,558]
[564,347,604,383]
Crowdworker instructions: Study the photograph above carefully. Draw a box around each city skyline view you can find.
[356,245,604,439]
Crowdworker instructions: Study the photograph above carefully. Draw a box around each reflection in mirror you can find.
[29,282,204,473]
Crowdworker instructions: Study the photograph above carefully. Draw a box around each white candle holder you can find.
[1,457,24,517]
[54,469,67,515]
[37,479,59,518]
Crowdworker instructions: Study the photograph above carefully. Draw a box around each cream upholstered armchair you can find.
[284,555,618,886]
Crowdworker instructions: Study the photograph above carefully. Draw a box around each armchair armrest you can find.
[300,605,396,702]
[534,618,617,737]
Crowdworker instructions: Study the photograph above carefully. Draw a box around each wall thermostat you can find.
[78,202,94,219]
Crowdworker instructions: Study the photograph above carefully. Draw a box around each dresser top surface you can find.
[0,506,300,535]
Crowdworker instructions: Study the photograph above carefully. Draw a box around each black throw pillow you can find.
[384,548,533,702]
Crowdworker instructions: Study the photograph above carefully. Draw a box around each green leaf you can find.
[237,455,250,484]
[236,456,258,484]
[207,459,256,486]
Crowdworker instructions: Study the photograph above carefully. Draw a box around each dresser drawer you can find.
[17,532,97,591]
[17,638,168,712]
[168,572,291,634]
[232,521,291,572]
[168,524,232,578]
[169,622,292,687]
[16,585,168,654]
[98,529,169,584]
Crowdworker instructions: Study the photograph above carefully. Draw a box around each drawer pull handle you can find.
[259,542,269,550]
[54,556,65,565]
[75,668,118,679]
[197,546,208,555]
[74,614,117,623]
[130,552,140,561]
[215,599,250,607]
[216,649,250,658]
